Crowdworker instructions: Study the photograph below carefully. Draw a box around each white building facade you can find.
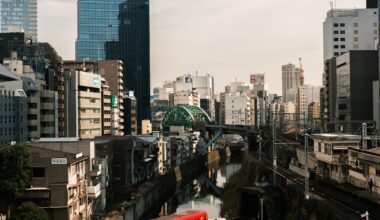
[323,8,378,60]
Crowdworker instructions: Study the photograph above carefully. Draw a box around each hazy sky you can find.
[39,0,366,95]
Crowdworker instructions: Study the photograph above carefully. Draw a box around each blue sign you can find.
[92,76,100,85]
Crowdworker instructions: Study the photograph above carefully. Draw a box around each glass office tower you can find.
[117,0,151,132]
[0,0,37,41]
[75,0,123,60]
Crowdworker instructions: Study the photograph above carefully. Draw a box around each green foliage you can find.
[12,202,48,220]
[0,143,31,200]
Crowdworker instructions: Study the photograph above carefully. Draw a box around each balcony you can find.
[103,99,111,104]
[27,108,39,115]
[103,122,111,127]
[316,152,343,165]
[79,101,101,109]
[88,183,101,199]
[103,90,111,96]
[91,163,102,177]
[41,115,55,122]
[80,123,102,130]
[41,103,55,110]
[103,114,111,119]
[28,96,39,103]
[103,106,111,111]
[41,126,55,134]
[79,91,101,99]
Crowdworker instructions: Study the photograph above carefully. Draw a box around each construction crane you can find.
[299,57,305,85]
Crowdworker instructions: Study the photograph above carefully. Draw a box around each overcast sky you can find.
[39,0,366,95]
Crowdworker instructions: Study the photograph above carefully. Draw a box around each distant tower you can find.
[299,58,305,86]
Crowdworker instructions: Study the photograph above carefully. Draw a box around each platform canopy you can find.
[161,105,212,131]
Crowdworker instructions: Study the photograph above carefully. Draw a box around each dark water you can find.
[156,153,243,218]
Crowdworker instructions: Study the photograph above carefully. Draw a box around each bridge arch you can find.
[161,105,212,131]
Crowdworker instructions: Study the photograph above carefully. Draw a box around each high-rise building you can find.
[101,77,112,136]
[98,60,124,135]
[117,0,151,132]
[223,92,251,126]
[282,63,302,102]
[296,85,321,123]
[308,102,321,120]
[63,70,102,138]
[64,60,125,136]
[75,0,123,60]
[323,8,378,61]
[0,0,37,41]
[335,51,378,132]
[322,57,337,128]
[171,74,215,119]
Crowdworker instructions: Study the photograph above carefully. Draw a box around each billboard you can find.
[250,74,265,84]
[111,96,118,109]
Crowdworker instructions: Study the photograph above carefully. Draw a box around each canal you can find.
[154,152,244,219]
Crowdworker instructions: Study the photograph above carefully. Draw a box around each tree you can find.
[12,202,48,220]
[0,143,31,216]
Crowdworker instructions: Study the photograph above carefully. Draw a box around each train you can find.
[155,210,208,220]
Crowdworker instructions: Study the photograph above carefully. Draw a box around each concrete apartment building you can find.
[101,77,112,136]
[64,70,102,139]
[173,74,215,120]
[223,92,251,126]
[64,60,125,136]
[27,138,104,219]
[308,102,321,120]
[0,64,27,145]
[3,52,59,139]
[123,91,138,135]
[174,90,200,107]
[98,60,124,135]
[323,8,378,61]
[296,85,321,123]
[22,145,91,220]
[313,133,361,183]
[348,147,380,195]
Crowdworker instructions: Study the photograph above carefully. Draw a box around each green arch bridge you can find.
[161,105,212,131]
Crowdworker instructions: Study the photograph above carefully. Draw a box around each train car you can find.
[155,210,208,220]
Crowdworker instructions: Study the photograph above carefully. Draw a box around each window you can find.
[340,23,345,27]
[334,45,339,49]
[340,45,345,49]
[334,30,339,34]
[375,23,378,27]
[340,38,345,41]
[334,23,339,27]
[334,38,339,41]
[340,30,345,34]
[32,167,45,178]
[334,52,339,56]
[354,37,359,42]
[374,30,378,35]
[354,30,358,34]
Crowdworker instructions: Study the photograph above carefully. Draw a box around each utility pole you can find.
[260,198,264,220]
[258,132,262,161]
[304,133,310,200]
[272,113,277,186]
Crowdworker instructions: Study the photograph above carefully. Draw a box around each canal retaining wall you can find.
[105,147,230,220]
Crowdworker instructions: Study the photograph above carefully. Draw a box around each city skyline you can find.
[39,0,365,95]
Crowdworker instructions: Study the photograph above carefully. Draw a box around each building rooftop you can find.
[0,64,19,81]
[28,145,88,165]
[311,133,361,141]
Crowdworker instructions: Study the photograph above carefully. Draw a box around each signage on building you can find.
[250,74,265,84]
[129,91,134,97]
[111,95,118,108]
[52,158,67,165]
[92,76,101,85]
